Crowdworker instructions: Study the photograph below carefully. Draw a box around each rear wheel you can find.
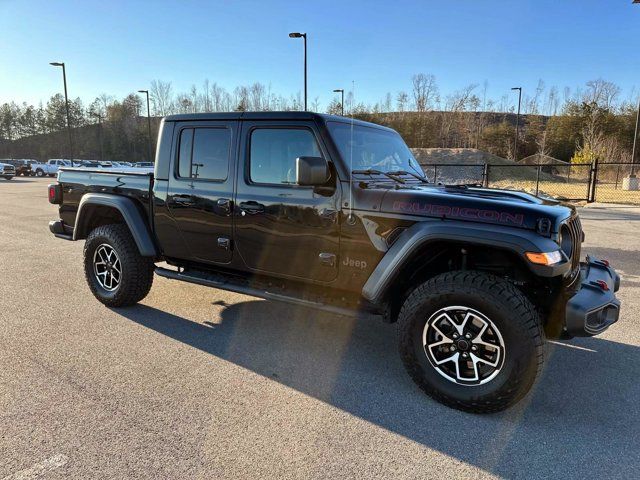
[35,169,44,177]
[397,271,544,413]
[83,224,154,307]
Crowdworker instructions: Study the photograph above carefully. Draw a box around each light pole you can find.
[511,86,522,161]
[138,90,153,162]
[631,97,640,177]
[333,89,344,116]
[50,62,73,160]
[289,32,307,111]
[91,113,104,161]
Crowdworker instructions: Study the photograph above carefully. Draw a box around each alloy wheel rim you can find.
[93,244,121,291]
[422,306,505,386]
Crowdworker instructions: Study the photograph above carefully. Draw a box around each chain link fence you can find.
[422,161,640,205]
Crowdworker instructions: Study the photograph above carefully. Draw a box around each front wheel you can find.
[397,271,544,413]
[83,224,155,307]
[35,169,44,177]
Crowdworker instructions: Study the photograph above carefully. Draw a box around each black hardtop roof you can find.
[163,111,393,131]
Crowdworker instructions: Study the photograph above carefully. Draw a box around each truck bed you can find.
[56,168,154,230]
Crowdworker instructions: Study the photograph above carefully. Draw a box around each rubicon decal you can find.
[392,201,524,226]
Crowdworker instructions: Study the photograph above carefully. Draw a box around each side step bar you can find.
[155,267,367,318]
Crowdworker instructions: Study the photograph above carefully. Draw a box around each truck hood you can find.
[375,184,574,234]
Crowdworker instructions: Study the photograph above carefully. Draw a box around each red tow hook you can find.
[594,280,609,291]
[601,259,610,267]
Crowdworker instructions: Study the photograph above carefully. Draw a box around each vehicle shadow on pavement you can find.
[2,178,42,183]
[118,301,640,479]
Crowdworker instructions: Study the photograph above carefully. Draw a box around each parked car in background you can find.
[33,159,72,177]
[2,159,33,176]
[0,161,16,180]
[134,162,154,168]
[110,161,134,168]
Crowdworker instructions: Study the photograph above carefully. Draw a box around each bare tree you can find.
[202,79,211,112]
[149,80,173,116]
[189,85,199,113]
[528,79,545,114]
[249,82,267,110]
[411,73,438,112]
[584,78,621,110]
[536,129,550,157]
[545,86,559,116]
[396,91,409,112]
[310,96,321,113]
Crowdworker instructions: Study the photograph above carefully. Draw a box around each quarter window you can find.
[178,127,230,181]
[250,128,321,185]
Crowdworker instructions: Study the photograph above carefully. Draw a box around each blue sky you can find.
[1,0,639,110]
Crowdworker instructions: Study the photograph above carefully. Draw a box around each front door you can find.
[167,120,237,264]
[234,121,341,282]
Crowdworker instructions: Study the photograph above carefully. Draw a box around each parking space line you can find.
[548,340,597,352]
[2,454,68,480]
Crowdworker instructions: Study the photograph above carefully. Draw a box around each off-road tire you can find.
[83,224,154,307]
[397,271,544,413]
[35,169,44,177]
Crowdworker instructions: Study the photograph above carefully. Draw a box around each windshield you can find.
[327,121,422,175]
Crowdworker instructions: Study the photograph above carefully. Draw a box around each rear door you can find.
[166,120,238,264]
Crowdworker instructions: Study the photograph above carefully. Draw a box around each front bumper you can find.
[565,256,621,337]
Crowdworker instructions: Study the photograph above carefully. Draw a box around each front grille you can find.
[565,215,582,279]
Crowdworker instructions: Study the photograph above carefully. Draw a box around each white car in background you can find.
[33,159,72,177]
[1,161,16,180]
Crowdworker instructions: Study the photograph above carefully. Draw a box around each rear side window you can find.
[250,128,321,185]
[177,127,231,181]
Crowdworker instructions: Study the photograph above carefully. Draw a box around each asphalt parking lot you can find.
[1,177,639,479]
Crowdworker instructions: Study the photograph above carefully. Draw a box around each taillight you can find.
[48,184,62,204]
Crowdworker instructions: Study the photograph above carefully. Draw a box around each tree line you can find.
[0,75,637,164]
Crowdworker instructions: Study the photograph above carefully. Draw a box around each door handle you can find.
[217,198,232,215]
[239,201,265,215]
[173,194,195,206]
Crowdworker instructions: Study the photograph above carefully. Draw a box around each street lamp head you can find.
[50,62,64,67]
[511,87,521,91]
[289,32,305,38]
[138,90,148,94]
[333,89,343,93]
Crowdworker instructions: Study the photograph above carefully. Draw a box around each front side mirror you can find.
[296,156,330,186]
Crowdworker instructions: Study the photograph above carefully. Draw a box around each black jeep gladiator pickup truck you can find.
[48,112,621,413]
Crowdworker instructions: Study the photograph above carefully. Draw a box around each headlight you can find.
[525,250,563,265]
[559,225,573,258]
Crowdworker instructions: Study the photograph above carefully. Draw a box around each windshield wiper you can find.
[352,169,406,184]
[386,170,429,183]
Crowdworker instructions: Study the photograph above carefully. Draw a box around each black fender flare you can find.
[361,221,569,304]
[73,193,157,257]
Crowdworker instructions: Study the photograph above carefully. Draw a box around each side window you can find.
[177,127,230,181]
[250,128,321,185]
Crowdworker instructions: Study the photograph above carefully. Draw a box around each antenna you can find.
[348,80,356,224]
